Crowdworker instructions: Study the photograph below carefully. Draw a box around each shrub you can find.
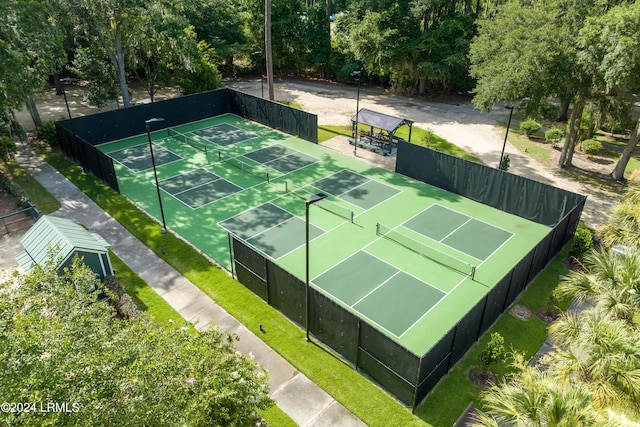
[499,154,510,171]
[37,121,59,147]
[580,139,602,155]
[569,222,593,260]
[544,126,564,144]
[479,332,506,367]
[519,118,542,137]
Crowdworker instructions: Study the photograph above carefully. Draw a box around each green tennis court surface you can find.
[107,143,182,173]
[193,123,258,146]
[97,113,550,354]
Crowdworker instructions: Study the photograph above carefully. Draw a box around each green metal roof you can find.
[16,215,110,273]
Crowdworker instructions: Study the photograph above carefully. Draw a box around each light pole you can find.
[306,193,328,342]
[252,51,264,98]
[350,70,361,156]
[499,106,514,169]
[145,117,167,233]
[60,78,76,123]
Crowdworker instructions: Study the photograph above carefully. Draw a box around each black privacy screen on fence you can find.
[55,88,318,193]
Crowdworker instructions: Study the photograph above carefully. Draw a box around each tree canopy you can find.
[0,257,271,425]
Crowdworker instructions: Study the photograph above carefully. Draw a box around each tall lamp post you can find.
[499,105,514,169]
[60,78,76,123]
[305,193,328,342]
[252,51,264,98]
[145,117,167,233]
[350,70,361,156]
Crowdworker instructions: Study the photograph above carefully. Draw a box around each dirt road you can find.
[17,79,620,229]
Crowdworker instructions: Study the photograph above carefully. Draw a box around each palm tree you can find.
[556,247,640,325]
[547,308,640,409]
[599,183,640,248]
[472,353,602,426]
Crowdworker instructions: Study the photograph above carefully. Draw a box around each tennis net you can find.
[376,222,476,279]
[286,181,354,223]
[168,128,208,154]
[218,151,270,183]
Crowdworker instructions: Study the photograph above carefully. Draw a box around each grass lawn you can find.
[0,159,61,213]
[38,137,571,426]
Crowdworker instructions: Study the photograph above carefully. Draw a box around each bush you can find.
[479,332,506,367]
[544,126,564,144]
[580,139,602,155]
[569,222,593,260]
[499,154,510,171]
[37,121,59,147]
[519,118,542,137]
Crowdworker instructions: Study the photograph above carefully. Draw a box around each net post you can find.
[218,151,222,161]
[266,173,270,184]
[350,211,354,223]
[285,181,289,193]
[470,266,476,280]
[376,222,380,236]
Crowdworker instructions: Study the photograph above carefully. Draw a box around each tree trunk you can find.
[265,0,275,101]
[326,0,330,21]
[559,97,584,168]
[611,119,640,181]
[26,95,42,129]
[418,77,426,95]
[114,28,131,108]
[555,97,571,122]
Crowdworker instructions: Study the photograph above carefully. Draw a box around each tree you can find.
[345,1,418,82]
[177,0,249,73]
[63,0,150,108]
[472,352,602,426]
[176,41,223,95]
[0,0,60,131]
[0,257,271,425]
[129,4,202,101]
[72,46,119,109]
[469,0,615,168]
[577,1,640,181]
[469,0,582,119]
[599,183,640,248]
[547,308,640,409]
[556,247,640,325]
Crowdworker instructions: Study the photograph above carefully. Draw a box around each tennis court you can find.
[97,112,550,355]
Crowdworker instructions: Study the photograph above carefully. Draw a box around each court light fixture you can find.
[145,117,167,233]
[305,193,328,342]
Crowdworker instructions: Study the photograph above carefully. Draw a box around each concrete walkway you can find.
[12,143,366,427]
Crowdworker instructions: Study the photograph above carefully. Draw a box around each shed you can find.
[16,215,113,279]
